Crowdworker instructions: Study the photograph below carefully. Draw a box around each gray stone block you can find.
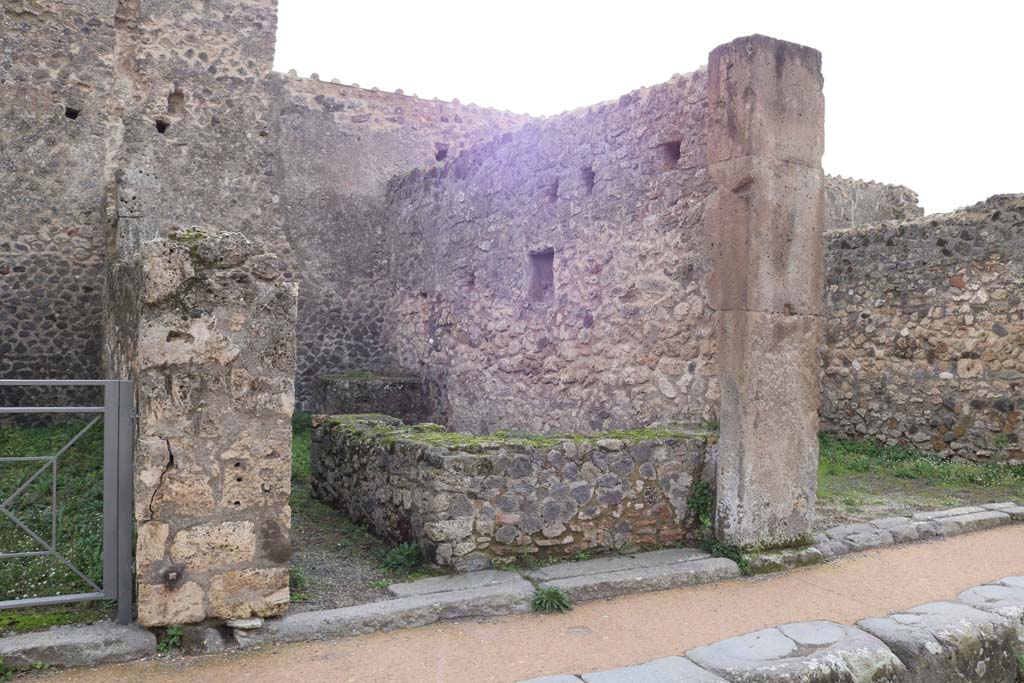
[933,510,1010,536]
[813,537,852,559]
[870,516,911,530]
[0,622,157,669]
[538,557,740,603]
[388,569,522,597]
[581,656,727,682]
[844,528,895,551]
[1001,505,1024,521]
[525,548,710,581]
[180,625,225,655]
[912,506,986,521]
[237,578,534,646]
[980,502,1017,511]
[858,601,1018,683]
[745,546,824,574]
[957,577,1024,638]
[687,621,905,682]
[823,522,876,540]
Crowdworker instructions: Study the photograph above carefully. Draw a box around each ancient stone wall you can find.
[105,230,297,627]
[270,74,528,405]
[384,70,716,434]
[312,371,430,425]
[822,194,1024,463]
[311,415,711,570]
[0,0,117,388]
[825,176,924,231]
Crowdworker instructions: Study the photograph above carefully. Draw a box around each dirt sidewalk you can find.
[44,525,1024,683]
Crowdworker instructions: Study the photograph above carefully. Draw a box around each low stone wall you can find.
[824,176,924,231]
[822,195,1024,462]
[311,416,712,570]
[105,230,298,627]
[312,371,431,424]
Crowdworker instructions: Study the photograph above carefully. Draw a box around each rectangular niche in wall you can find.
[528,248,555,302]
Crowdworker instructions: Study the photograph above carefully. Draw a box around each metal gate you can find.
[0,380,134,624]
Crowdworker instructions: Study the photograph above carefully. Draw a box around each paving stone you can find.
[745,546,824,574]
[1000,576,1024,590]
[537,557,740,602]
[687,620,905,682]
[813,537,852,559]
[237,578,534,646]
[0,622,157,669]
[822,522,876,540]
[957,577,1024,638]
[870,516,911,530]
[581,656,727,682]
[858,601,1018,683]
[933,510,1010,536]
[388,570,522,597]
[980,502,1017,511]
[1001,505,1024,521]
[912,506,986,521]
[843,528,895,551]
[180,625,225,655]
[525,548,710,581]
[518,676,582,683]
[226,617,263,630]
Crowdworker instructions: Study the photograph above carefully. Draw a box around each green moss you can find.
[323,416,710,453]
[0,603,114,636]
[320,370,419,383]
[168,227,208,242]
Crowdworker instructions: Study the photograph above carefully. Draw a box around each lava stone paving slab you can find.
[857,601,1019,683]
[686,621,906,682]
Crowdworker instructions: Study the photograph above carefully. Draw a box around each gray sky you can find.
[274,0,1022,214]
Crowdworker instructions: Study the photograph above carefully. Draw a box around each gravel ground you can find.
[288,480,393,613]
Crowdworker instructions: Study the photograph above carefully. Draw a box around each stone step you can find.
[0,622,156,669]
[536,556,740,603]
[388,569,522,598]
[236,577,534,646]
[524,548,711,582]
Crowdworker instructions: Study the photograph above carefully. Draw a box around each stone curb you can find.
[0,622,156,670]
[536,557,741,603]
[521,575,1024,682]
[813,502,1024,561]
[235,577,535,646]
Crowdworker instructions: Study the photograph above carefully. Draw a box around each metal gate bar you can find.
[0,380,134,624]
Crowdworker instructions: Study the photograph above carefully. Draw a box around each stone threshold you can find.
[4,501,1021,671]
[520,575,1024,682]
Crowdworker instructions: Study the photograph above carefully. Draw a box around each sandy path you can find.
[44,525,1024,683]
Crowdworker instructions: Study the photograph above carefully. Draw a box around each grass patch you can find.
[819,434,1024,487]
[381,542,423,576]
[156,625,182,653]
[0,421,115,632]
[531,586,571,613]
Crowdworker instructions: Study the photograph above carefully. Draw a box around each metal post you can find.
[116,380,134,625]
[102,383,118,604]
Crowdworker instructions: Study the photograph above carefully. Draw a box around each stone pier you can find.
[105,229,298,626]
[706,35,826,547]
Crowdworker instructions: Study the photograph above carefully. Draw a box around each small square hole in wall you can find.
[155,118,170,134]
[528,248,554,302]
[581,166,595,195]
[657,140,681,170]
[543,180,559,203]
[434,142,449,161]
[64,107,80,120]
[167,88,186,115]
